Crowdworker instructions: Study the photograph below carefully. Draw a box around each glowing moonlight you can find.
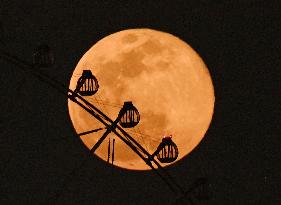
[68,29,215,170]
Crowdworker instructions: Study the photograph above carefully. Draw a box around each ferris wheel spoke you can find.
[87,96,122,109]
[77,127,105,136]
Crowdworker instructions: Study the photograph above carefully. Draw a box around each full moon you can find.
[68,28,215,170]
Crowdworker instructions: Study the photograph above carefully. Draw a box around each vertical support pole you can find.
[112,138,115,165]
[107,138,111,163]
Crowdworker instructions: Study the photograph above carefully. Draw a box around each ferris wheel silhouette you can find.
[0,37,212,204]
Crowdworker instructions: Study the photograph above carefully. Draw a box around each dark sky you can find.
[0,1,280,204]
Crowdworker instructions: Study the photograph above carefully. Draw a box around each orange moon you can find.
[68,28,215,170]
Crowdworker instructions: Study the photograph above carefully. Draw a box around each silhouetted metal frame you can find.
[0,51,184,196]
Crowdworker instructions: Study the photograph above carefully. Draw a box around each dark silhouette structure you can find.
[0,49,211,205]
[172,178,212,205]
[32,44,54,68]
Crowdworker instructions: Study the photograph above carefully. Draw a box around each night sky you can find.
[0,1,280,204]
